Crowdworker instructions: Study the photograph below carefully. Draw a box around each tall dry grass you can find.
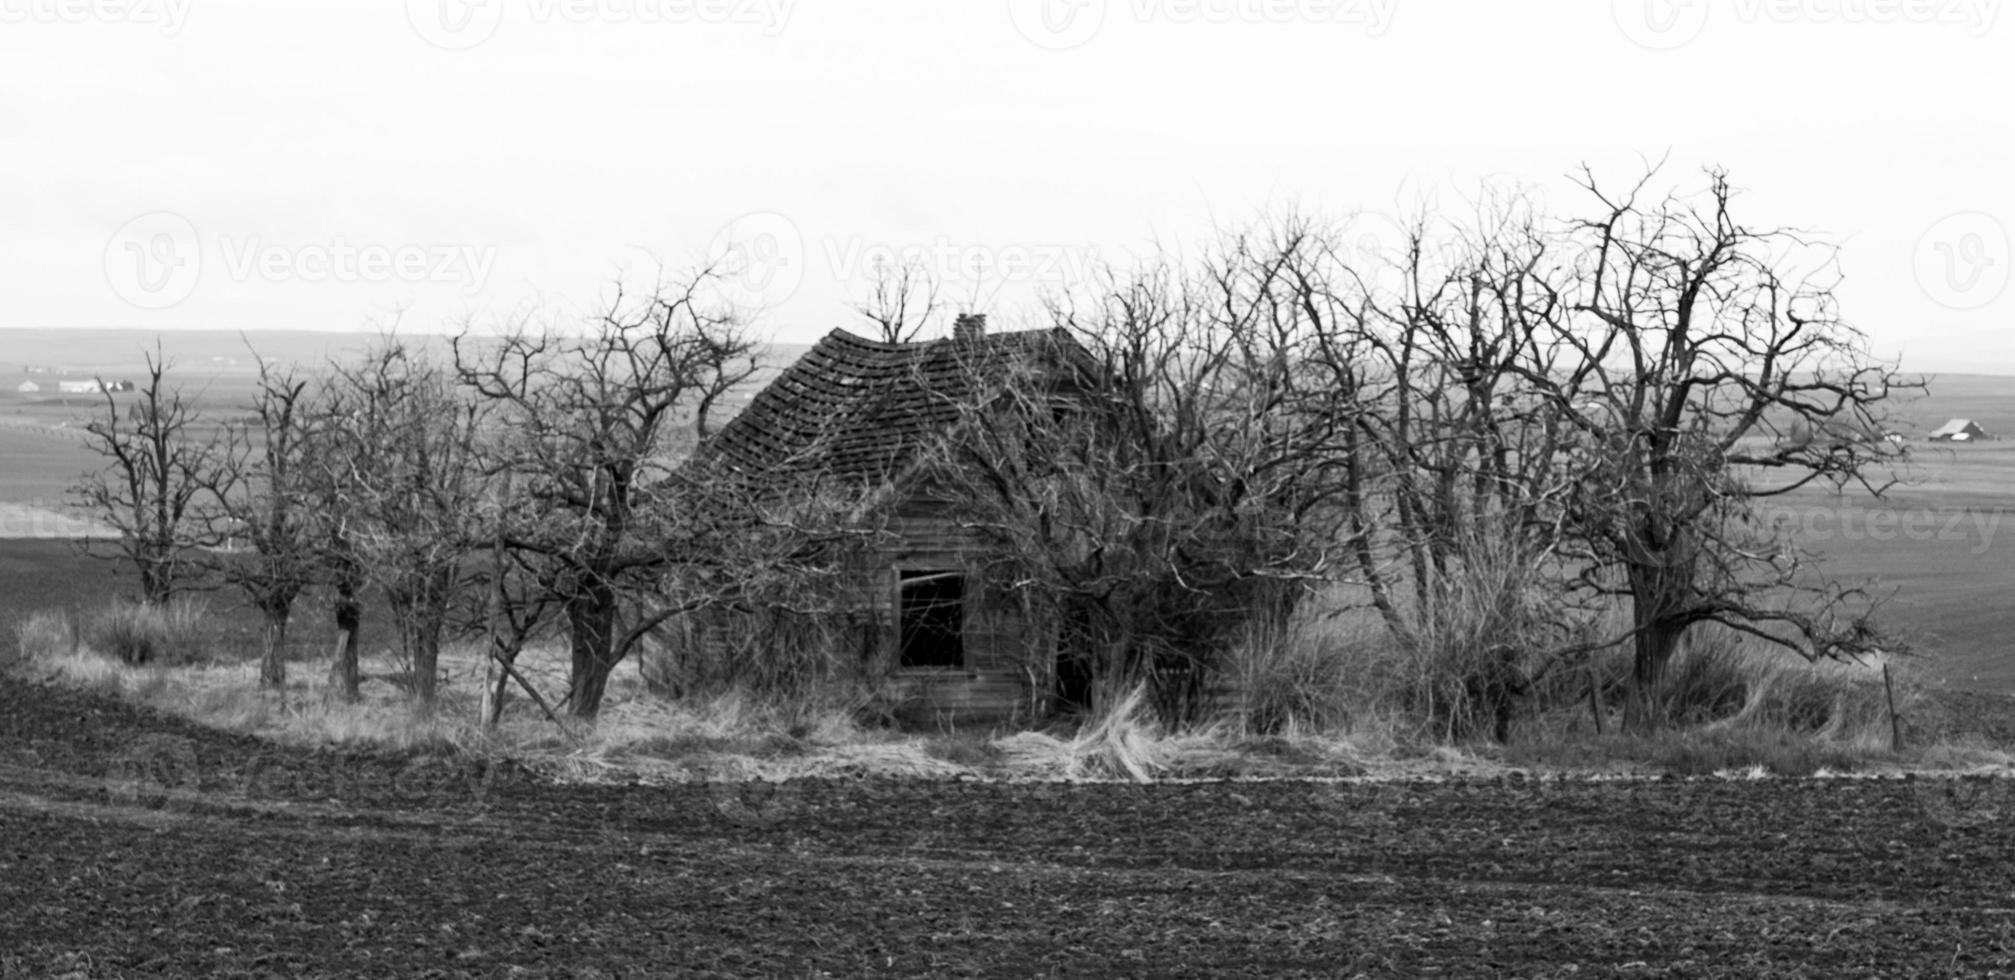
[12,587,2000,782]
[84,599,209,666]
[1221,528,1571,747]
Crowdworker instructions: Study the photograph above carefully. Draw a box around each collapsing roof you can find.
[697,317,1086,489]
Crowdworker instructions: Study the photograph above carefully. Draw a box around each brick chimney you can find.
[952,313,986,342]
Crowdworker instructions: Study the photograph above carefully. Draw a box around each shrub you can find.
[1655,628,1897,742]
[1659,630,1755,726]
[11,610,76,666]
[86,600,208,666]
[1224,616,1357,736]
[1375,531,1566,744]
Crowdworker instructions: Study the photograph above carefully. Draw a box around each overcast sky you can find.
[2,0,2009,373]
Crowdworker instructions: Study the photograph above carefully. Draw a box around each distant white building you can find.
[1929,418,1990,442]
[16,380,39,393]
[56,379,102,394]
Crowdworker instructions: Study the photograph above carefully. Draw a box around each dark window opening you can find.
[898,571,965,669]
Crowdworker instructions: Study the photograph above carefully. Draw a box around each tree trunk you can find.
[565,584,620,720]
[138,549,174,606]
[1624,617,1685,735]
[388,573,450,705]
[328,588,362,701]
[480,641,512,729]
[407,610,443,704]
[258,604,290,689]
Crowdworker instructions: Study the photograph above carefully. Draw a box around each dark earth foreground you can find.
[3,676,2015,978]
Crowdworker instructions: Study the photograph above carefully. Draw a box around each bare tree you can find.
[294,406,371,701]
[455,275,761,720]
[927,231,1372,723]
[464,471,571,729]
[320,342,483,704]
[853,256,943,343]
[203,352,319,688]
[1308,200,1593,739]
[72,346,227,604]
[1527,167,1915,730]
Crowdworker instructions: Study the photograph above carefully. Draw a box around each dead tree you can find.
[296,431,370,701]
[1306,198,1592,740]
[203,352,319,688]
[72,345,227,604]
[854,257,944,344]
[1527,167,1916,731]
[927,235,1368,724]
[320,342,483,704]
[455,275,761,720]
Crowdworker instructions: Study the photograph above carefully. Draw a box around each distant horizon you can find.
[3,324,2008,381]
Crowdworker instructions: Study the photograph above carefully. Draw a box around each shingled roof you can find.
[698,324,1087,489]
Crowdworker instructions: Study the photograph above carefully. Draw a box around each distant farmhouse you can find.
[54,378,133,395]
[16,380,39,393]
[1929,418,1991,442]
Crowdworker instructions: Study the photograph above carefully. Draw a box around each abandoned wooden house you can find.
[658,314,1104,724]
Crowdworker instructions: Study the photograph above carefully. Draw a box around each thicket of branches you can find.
[69,166,1913,735]
[921,167,1910,733]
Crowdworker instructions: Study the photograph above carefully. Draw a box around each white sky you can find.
[2,0,2011,373]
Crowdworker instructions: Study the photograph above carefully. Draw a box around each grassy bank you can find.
[12,600,2012,785]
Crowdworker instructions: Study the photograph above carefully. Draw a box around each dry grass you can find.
[1505,633,2015,773]
[13,597,2012,783]
[84,599,209,666]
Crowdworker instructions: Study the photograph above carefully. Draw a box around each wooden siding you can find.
[645,498,1055,727]
[870,503,1045,725]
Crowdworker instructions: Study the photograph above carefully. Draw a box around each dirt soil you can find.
[4,675,2015,978]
